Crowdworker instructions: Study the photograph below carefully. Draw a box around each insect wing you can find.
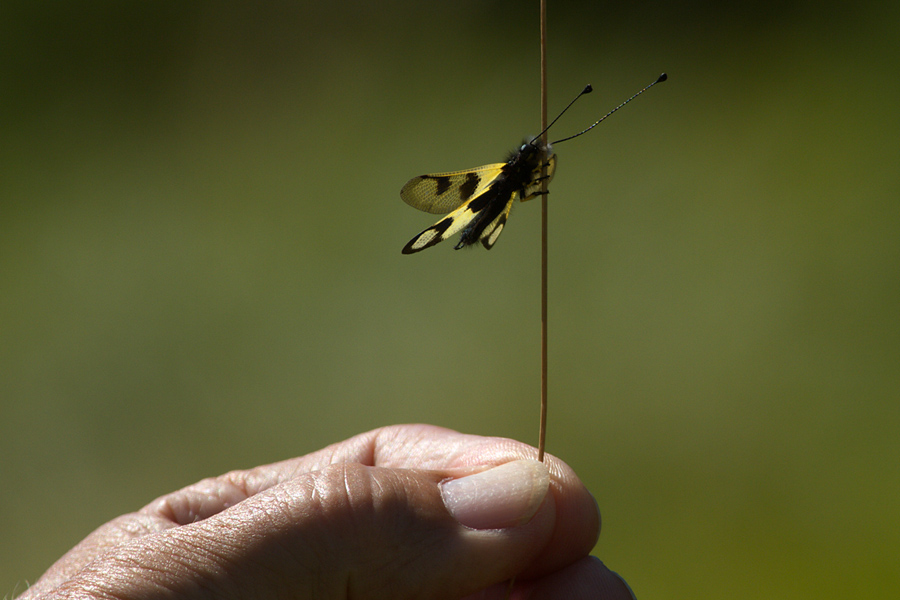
[401,164,505,215]
[479,195,516,249]
[401,194,488,254]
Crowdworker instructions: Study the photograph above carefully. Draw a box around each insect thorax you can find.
[500,140,553,191]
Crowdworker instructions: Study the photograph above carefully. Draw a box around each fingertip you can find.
[517,556,638,600]
[604,563,637,600]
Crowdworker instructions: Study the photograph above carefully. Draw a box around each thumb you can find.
[280,459,556,598]
[61,460,557,600]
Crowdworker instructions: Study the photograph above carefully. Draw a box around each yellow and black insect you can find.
[401,73,666,254]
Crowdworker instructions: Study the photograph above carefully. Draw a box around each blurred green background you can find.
[2,1,898,597]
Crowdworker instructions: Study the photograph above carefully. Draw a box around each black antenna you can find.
[552,73,667,145]
[528,84,593,145]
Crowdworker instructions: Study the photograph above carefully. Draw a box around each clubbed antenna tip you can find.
[550,72,668,145]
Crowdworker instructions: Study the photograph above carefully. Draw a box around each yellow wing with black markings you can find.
[400,163,506,215]
[401,141,556,254]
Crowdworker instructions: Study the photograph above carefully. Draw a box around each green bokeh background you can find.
[2,1,898,597]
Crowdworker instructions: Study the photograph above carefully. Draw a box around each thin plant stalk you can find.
[538,0,549,464]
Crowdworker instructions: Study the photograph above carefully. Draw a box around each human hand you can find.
[19,424,635,600]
